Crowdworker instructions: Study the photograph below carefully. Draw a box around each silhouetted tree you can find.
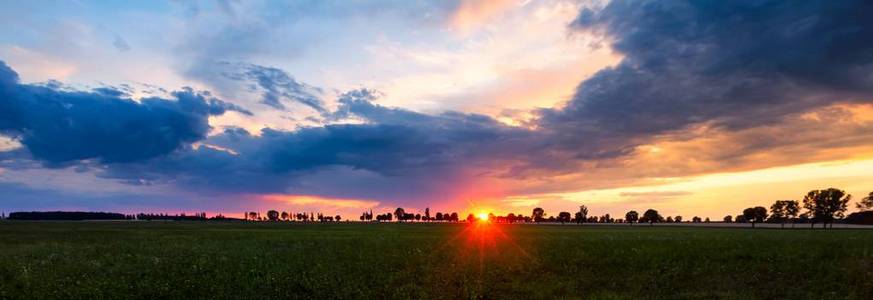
[558,212,571,224]
[435,212,444,221]
[705,217,710,223]
[506,213,517,223]
[642,209,661,226]
[450,212,459,222]
[769,200,799,228]
[577,205,588,225]
[532,207,545,222]
[692,216,701,223]
[466,213,476,223]
[742,206,767,228]
[723,215,732,223]
[266,210,279,221]
[414,214,421,221]
[335,215,341,222]
[248,212,258,221]
[394,208,406,222]
[666,216,674,223]
[281,211,289,221]
[857,192,873,212]
[625,210,639,225]
[674,216,683,223]
[803,188,850,228]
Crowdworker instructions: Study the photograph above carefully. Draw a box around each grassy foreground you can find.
[1,221,872,299]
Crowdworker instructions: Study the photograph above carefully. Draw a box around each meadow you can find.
[1,221,872,299]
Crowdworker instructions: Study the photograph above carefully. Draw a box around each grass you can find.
[1,221,872,299]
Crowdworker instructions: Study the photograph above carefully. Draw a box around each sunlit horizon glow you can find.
[1,1,873,219]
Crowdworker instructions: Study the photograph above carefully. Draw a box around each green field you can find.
[1,221,872,299]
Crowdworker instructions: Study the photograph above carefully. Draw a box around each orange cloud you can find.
[449,0,518,34]
[262,194,380,209]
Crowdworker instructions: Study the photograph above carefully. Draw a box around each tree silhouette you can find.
[558,212,571,224]
[531,207,545,222]
[577,205,588,225]
[857,192,873,212]
[674,215,683,223]
[642,209,661,226]
[281,211,289,221]
[506,213,516,223]
[8,211,129,220]
[394,208,406,222]
[248,212,258,221]
[266,210,280,221]
[742,206,767,228]
[769,200,799,228]
[625,210,639,225]
[803,188,851,228]
[723,215,732,223]
[450,212,459,222]
[424,207,431,221]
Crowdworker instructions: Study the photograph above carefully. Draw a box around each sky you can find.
[1,0,873,219]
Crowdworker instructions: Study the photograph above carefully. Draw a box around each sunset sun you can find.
[478,213,489,221]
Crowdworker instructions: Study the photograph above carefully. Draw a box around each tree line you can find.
[3,188,871,225]
[725,188,873,228]
[243,210,343,222]
[1,211,237,221]
[358,208,460,222]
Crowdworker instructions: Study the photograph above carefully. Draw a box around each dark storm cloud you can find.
[539,0,873,155]
[0,61,250,164]
[96,89,531,199]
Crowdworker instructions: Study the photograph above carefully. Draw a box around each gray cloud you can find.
[112,34,130,52]
[539,0,873,157]
[229,63,326,113]
[0,61,250,165]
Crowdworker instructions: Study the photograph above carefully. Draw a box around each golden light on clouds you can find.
[449,0,518,34]
[262,194,380,209]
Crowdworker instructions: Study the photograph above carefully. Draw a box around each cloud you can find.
[262,194,379,209]
[0,61,250,164]
[90,90,532,204]
[448,0,516,34]
[540,0,873,154]
[112,34,131,52]
[618,191,692,204]
[227,63,326,113]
